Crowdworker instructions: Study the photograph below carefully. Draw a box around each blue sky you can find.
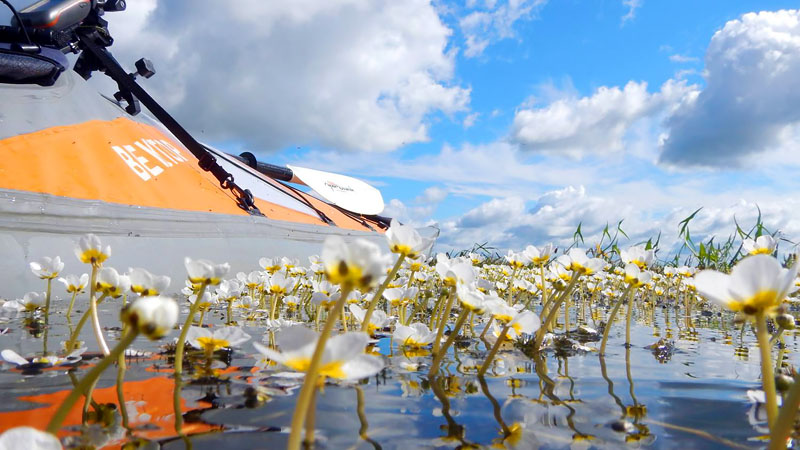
[19,0,800,256]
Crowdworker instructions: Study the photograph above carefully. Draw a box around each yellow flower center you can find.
[285,357,346,379]
[79,249,108,265]
[750,247,773,255]
[731,289,782,315]
[196,337,230,352]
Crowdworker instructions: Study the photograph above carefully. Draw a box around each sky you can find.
[6,0,800,258]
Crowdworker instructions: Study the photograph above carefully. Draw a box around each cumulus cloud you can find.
[660,9,800,167]
[621,0,642,24]
[510,80,697,157]
[436,185,800,256]
[459,0,548,58]
[103,0,469,153]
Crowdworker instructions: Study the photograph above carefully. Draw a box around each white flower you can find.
[623,263,653,287]
[96,267,130,298]
[742,235,777,256]
[128,268,170,297]
[1,347,84,368]
[435,257,476,286]
[321,236,388,290]
[385,219,434,258]
[393,323,436,348]
[216,279,243,301]
[253,326,383,380]
[556,249,606,275]
[620,245,655,269]
[349,304,391,334]
[0,427,62,450]
[29,256,64,280]
[185,258,230,285]
[58,274,89,293]
[185,326,251,353]
[122,296,179,339]
[74,233,111,265]
[238,270,265,289]
[505,250,531,269]
[259,257,282,273]
[383,287,418,307]
[266,271,296,295]
[456,284,488,314]
[693,254,798,315]
[523,244,554,265]
[21,292,45,311]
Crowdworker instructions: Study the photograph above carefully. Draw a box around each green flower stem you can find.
[768,373,800,450]
[756,311,778,429]
[173,376,186,436]
[88,264,110,356]
[116,348,129,430]
[81,377,98,425]
[66,291,79,321]
[66,293,108,351]
[506,267,518,305]
[46,329,138,434]
[478,323,510,377]
[625,288,635,346]
[429,291,446,331]
[599,285,635,355]
[269,293,279,320]
[226,301,234,325]
[480,315,495,341]
[361,254,406,332]
[539,262,548,312]
[174,283,209,376]
[287,285,353,450]
[534,275,582,351]
[44,278,52,321]
[428,308,470,376]
[303,387,318,447]
[432,285,457,355]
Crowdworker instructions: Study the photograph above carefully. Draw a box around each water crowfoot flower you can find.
[128,268,171,297]
[693,254,799,431]
[29,256,64,325]
[393,322,436,348]
[185,326,251,359]
[349,304,391,336]
[46,295,178,435]
[742,235,777,256]
[174,258,229,375]
[288,236,386,450]
[253,326,383,381]
[58,273,89,319]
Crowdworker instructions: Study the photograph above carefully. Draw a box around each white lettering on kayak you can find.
[110,139,189,181]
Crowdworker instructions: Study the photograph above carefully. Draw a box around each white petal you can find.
[1,349,29,366]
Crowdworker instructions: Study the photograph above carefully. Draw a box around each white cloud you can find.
[103,0,469,153]
[435,184,800,256]
[510,79,697,157]
[295,141,601,199]
[415,186,449,204]
[621,0,642,25]
[459,0,548,58]
[668,53,699,63]
[660,9,800,167]
[463,112,479,128]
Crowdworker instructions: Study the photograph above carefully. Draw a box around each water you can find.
[0,300,793,449]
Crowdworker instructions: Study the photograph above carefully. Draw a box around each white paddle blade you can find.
[286,165,385,215]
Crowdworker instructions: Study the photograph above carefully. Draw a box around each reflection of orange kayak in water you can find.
[0,376,217,445]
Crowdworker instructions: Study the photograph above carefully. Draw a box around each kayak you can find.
[0,2,437,297]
